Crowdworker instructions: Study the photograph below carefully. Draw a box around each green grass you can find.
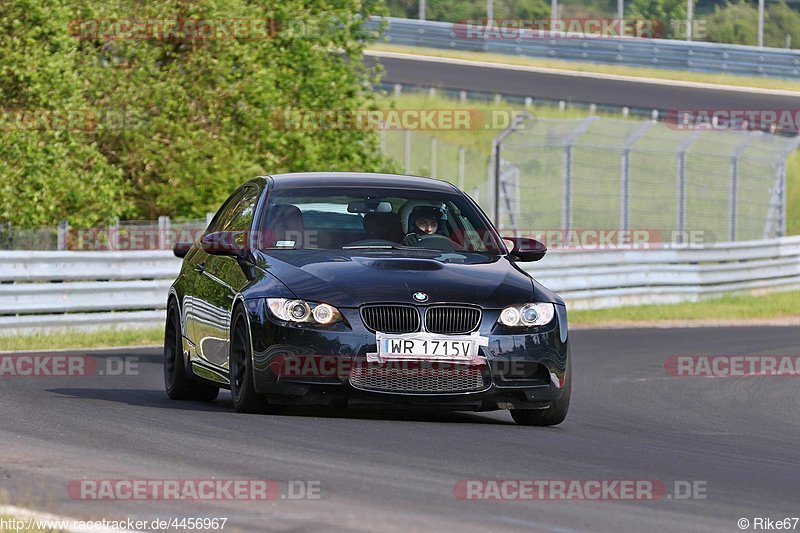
[369,43,800,92]
[788,150,800,236]
[0,327,163,352]
[570,290,800,325]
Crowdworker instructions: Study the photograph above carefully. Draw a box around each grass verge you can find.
[787,149,800,236]
[569,290,800,326]
[0,327,163,352]
[369,43,800,93]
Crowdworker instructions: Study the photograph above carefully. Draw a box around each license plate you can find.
[372,332,489,362]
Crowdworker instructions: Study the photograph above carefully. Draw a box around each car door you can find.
[190,184,261,369]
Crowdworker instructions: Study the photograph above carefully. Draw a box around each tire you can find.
[164,300,219,401]
[229,306,286,415]
[510,355,571,427]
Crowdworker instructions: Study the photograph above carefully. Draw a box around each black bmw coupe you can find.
[166,173,570,425]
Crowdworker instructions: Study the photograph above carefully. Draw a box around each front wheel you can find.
[164,301,219,402]
[510,356,570,426]
[229,307,286,415]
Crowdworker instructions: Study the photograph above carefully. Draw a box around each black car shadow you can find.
[45,387,516,424]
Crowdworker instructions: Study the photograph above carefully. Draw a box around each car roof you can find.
[267,172,460,193]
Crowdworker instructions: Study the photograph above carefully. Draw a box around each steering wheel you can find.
[416,233,458,251]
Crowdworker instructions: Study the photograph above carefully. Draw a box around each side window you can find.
[207,186,260,234]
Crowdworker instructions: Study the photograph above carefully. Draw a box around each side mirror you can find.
[201,231,249,258]
[504,237,547,262]
[173,242,193,258]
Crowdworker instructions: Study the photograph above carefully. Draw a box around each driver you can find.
[402,206,443,246]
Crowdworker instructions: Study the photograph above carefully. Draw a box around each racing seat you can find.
[263,205,305,248]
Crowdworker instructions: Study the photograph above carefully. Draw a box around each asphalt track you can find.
[1,326,798,532]
[366,53,800,111]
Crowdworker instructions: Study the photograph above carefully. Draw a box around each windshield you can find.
[258,187,504,254]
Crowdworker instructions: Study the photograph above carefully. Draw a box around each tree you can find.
[0,0,393,226]
[705,0,759,45]
[0,0,128,227]
[626,0,686,38]
[76,0,393,219]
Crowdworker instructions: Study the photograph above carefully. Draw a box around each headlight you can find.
[498,303,555,327]
[266,298,343,326]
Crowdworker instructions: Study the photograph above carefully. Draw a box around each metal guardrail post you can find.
[729,134,759,241]
[676,132,701,243]
[620,121,655,232]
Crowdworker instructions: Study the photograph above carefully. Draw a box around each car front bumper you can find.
[244,299,569,411]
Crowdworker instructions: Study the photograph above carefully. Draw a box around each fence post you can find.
[158,215,170,250]
[112,217,121,251]
[57,220,70,251]
[206,212,214,229]
[491,112,533,227]
[620,121,655,231]
[676,132,701,243]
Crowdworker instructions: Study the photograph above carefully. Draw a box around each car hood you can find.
[250,250,559,308]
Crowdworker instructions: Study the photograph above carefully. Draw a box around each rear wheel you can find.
[510,356,570,426]
[164,301,219,401]
[229,307,286,415]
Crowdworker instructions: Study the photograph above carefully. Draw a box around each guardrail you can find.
[527,236,800,308]
[1,237,799,335]
[0,251,180,336]
[371,17,800,79]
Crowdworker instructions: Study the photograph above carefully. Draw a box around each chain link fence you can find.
[382,115,800,243]
[497,116,800,241]
[3,117,797,250]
